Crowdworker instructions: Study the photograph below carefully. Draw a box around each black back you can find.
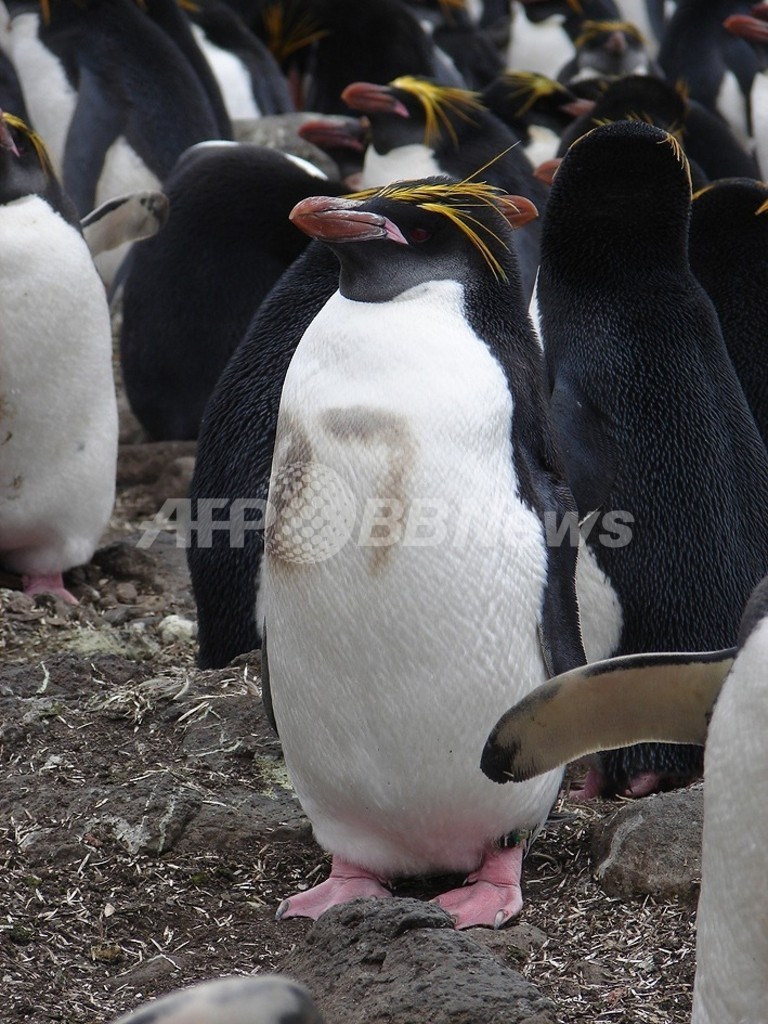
[188,242,341,668]
[689,177,768,449]
[120,144,345,441]
[538,120,768,791]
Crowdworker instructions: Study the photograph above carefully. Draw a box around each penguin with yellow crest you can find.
[0,112,117,602]
[261,175,586,929]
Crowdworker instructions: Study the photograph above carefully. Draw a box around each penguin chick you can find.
[263,175,585,929]
[0,111,117,602]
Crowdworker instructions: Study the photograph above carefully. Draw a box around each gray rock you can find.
[281,898,557,1024]
[591,787,703,897]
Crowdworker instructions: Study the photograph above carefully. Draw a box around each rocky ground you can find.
[1,424,703,1024]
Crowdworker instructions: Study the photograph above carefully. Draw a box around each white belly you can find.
[263,280,562,878]
[0,196,117,575]
[692,616,768,1024]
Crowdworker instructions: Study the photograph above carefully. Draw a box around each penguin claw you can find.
[432,845,524,930]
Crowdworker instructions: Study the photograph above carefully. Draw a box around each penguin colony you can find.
[1,0,768,1020]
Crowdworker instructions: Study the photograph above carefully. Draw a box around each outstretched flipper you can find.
[481,649,735,784]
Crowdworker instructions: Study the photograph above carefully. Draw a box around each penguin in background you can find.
[341,76,549,301]
[556,18,661,86]
[481,571,768,1024]
[536,120,768,798]
[723,4,768,177]
[140,0,233,138]
[481,70,581,166]
[184,0,294,122]
[407,0,505,89]
[0,111,117,602]
[249,0,465,116]
[688,177,768,449]
[6,0,225,216]
[553,74,760,183]
[658,0,762,152]
[507,0,622,79]
[119,142,345,441]
[262,175,585,928]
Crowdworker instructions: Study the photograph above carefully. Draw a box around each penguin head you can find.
[571,19,650,80]
[0,112,52,202]
[546,120,692,262]
[0,110,80,223]
[481,70,578,137]
[690,177,768,276]
[289,175,538,301]
[342,76,486,154]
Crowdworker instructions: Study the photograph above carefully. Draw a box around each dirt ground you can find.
[0,438,698,1024]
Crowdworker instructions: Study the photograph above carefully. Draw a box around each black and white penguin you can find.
[536,119,768,797]
[482,572,768,1024]
[407,0,505,89]
[119,143,344,441]
[688,177,768,448]
[554,73,760,183]
[183,0,294,123]
[261,176,585,928]
[556,18,660,85]
[251,0,464,116]
[0,111,117,602]
[723,5,768,177]
[658,0,761,151]
[481,70,580,166]
[108,976,324,1024]
[341,76,549,300]
[6,0,225,214]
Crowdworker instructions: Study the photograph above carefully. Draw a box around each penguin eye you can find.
[408,227,432,243]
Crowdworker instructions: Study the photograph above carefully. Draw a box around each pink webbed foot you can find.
[22,573,78,605]
[276,856,392,921]
[432,845,524,930]
[569,766,606,802]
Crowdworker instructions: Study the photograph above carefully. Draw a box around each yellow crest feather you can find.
[500,71,568,117]
[756,196,768,216]
[262,3,328,63]
[2,113,54,179]
[345,177,516,281]
[575,19,645,48]
[389,76,484,147]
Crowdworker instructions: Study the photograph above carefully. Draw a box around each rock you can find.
[90,775,203,856]
[280,899,557,1024]
[590,787,703,898]
[159,614,197,644]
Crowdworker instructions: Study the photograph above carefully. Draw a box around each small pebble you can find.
[159,614,197,644]
[115,582,139,604]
